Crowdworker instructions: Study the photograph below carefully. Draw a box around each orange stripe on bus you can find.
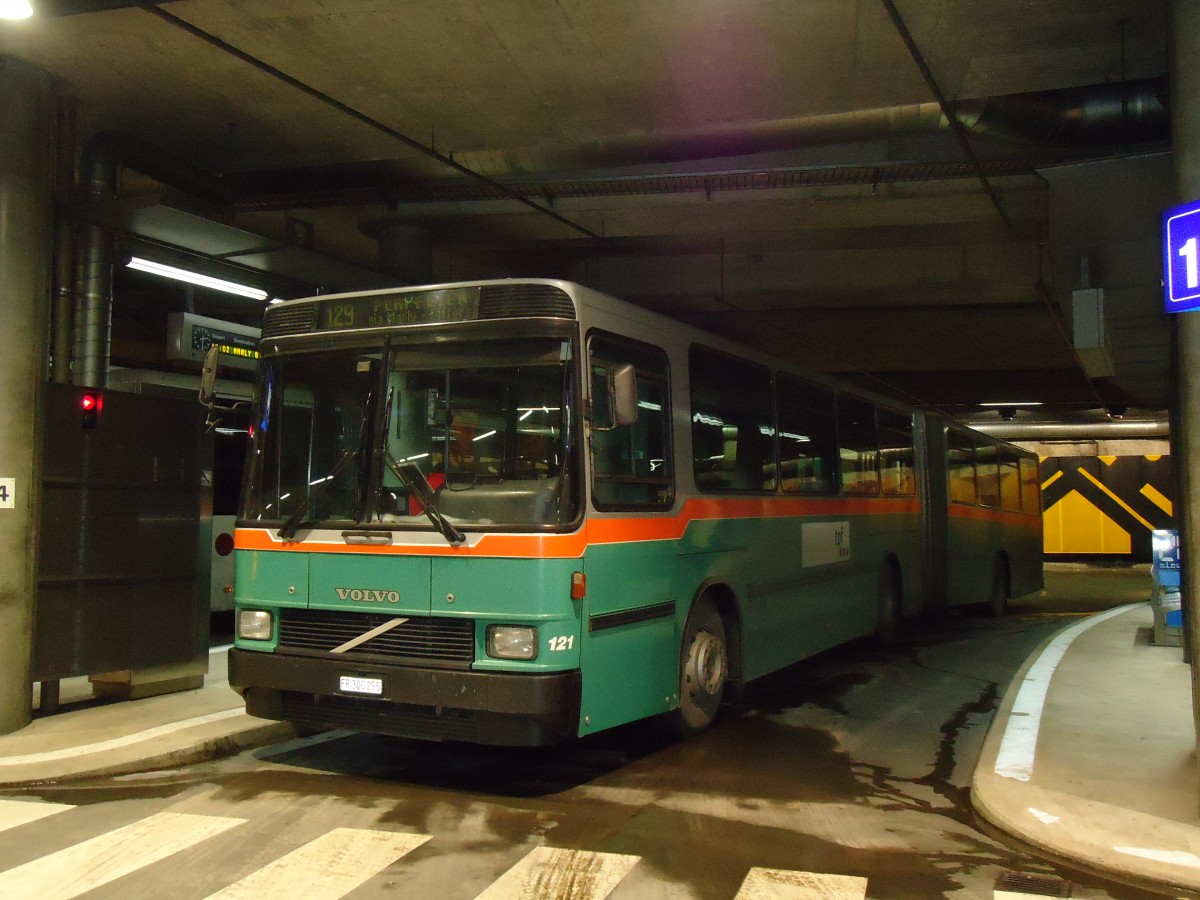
[233,495,924,558]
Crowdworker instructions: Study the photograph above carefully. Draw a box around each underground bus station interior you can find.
[4,2,1200,898]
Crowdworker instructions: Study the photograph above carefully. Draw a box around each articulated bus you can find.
[223,279,1042,745]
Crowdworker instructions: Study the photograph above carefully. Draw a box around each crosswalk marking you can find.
[735,867,868,899]
[0,810,244,900]
[0,798,74,834]
[203,827,431,900]
[474,846,641,900]
[0,803,881,900]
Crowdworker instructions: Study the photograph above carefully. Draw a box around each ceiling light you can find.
[0,1,32,20]
[982,402,1043,408]
[126,257,269,301]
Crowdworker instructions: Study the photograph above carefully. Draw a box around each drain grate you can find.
[994,871,1071,897]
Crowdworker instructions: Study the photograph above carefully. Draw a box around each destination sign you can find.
[318,288,481,331]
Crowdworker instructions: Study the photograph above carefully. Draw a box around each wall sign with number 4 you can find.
[0,478,14,509]
[1164,197,1200,313]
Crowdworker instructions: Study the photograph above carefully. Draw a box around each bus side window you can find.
[587,333,673,509]
[999,450,1022,511]
[976,442,1001,507]
[777,373,836,494]
[689,345,775,492]
[877,407,916,496]
[837,394,879,495]
[1019,456,1041,513]
[947,429,977,504]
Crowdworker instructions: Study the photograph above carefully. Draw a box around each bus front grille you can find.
[278,609,475,665]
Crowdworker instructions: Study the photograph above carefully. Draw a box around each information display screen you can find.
[317,288,481,331]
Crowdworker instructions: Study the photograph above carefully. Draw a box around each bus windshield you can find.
[242,336,578,532]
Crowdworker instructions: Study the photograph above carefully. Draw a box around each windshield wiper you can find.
[277,448,358,539]
[384,452,465,545]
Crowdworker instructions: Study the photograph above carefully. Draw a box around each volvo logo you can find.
[335,588,401,604]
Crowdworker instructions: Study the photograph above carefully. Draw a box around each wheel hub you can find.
[688,631,726,697]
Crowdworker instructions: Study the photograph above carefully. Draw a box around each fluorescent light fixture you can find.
[983,402,1044,407]
[0,1,33,20]
[127,257,268,301]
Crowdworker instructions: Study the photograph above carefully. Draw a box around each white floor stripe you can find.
[474,846,640,900]
[0,798,74,833]
[735,866,868,899]
[0,810,244,900]
[203,827,431,900]
[993,602,1141,782]
[0,708,245,767]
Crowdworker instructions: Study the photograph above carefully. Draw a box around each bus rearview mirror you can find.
[199,345,220,407]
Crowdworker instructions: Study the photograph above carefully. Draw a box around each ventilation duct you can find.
[448,78,1169,178]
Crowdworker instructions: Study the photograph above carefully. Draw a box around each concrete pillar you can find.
[1171,1,1200,748]
[0,57,54,734]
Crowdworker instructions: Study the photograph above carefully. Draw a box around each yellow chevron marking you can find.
[1041,470,1063,491]
[1145,454,1163,462]
[1140,483,1174,516]
[1077,468,1153,531]
[1098,456,1117,466]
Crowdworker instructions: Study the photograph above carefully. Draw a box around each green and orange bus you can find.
[222,279,1042,745]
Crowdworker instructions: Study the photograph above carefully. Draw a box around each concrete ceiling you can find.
[0,0,1176,425]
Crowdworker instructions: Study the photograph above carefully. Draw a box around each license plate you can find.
[339,675,383,696]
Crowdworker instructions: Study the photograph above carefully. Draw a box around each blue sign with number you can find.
[1164,198,1200,313]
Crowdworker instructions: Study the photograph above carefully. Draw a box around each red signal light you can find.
[80,392,102,429]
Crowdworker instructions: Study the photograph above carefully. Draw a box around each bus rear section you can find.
[924,417,1044,613]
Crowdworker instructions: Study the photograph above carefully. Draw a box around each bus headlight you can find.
[486,625,538,660]
[237,609,273,641]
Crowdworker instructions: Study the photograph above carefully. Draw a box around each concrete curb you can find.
[0,714,296,787]
[971,606,1200,895]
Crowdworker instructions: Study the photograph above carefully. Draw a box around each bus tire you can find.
[987,557,1010,618]
[875,562,901,648]
[671,597,728,736]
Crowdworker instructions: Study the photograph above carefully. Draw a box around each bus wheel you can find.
[988,558,1010,618]
[673,598,728,736]
[875,563,901,648]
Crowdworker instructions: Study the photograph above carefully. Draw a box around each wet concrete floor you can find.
[0,565,1176,899]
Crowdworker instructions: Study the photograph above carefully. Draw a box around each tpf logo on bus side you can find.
[801,521,851,568]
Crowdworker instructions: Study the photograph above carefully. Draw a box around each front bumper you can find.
[229,648,581,746]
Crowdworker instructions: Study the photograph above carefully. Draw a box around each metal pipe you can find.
[51,96,77,384]
[970,419,1170,441]
[71,224,112,389]
[80,130,233,208]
